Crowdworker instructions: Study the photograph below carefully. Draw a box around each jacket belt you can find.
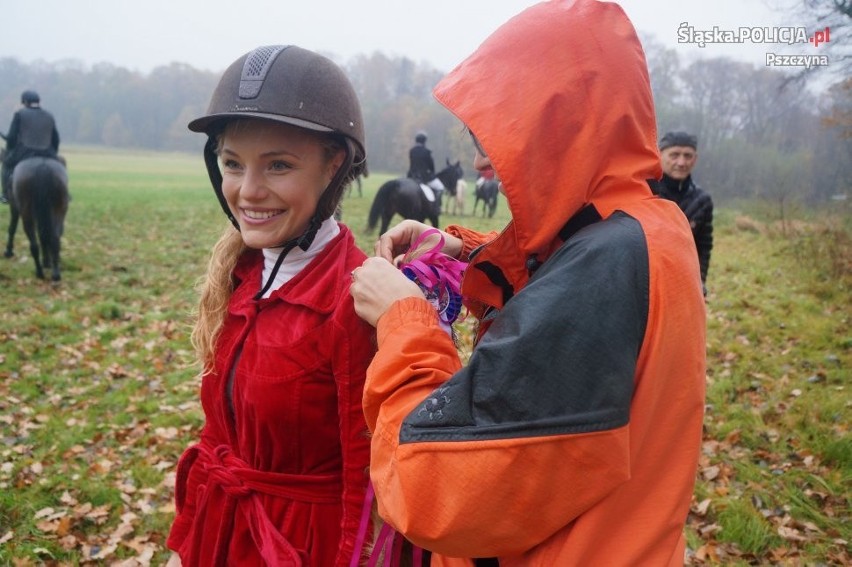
[184,443,343,566]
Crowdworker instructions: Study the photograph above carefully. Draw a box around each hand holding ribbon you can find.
[398,229,467,335]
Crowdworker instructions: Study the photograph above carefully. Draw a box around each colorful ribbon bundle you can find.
[398,229,467,336]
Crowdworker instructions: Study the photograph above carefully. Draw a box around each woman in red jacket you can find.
[350,1,706,565]
[166,45,376,566]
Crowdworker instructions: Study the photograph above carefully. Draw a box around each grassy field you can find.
[0,147,848,565]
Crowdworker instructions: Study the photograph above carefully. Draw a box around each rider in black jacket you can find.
[2,90,60,203]
[407,131,434,183]
[652,131,713,294]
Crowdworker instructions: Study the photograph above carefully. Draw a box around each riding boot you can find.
[0,166,11,205]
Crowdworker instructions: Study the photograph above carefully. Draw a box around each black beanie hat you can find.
[659,131,698,151]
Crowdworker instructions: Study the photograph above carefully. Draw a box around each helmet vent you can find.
[239,45,289,99]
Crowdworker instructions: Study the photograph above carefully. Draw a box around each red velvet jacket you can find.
[168,226,376,566]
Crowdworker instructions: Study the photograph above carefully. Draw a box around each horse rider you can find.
[476,165,495,188]
[407,131,433,183]
[407,130,445,197]
[2,90,61,204]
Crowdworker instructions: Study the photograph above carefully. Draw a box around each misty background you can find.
[0,31,849,206]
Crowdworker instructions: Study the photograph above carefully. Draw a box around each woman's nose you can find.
[240,167,268,199]
[473,151,491,172]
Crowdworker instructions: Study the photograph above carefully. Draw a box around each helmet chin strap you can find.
[253,139,356,300]
[204,136,239,230]
[253,216,320,300]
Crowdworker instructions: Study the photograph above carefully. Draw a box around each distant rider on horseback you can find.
[407,131,434,183]
[2,90,61,204]
[407,130,445,200]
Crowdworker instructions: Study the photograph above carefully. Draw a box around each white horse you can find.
[444,178,467,216]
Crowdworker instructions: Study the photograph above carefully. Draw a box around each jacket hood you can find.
[434,0,661,257]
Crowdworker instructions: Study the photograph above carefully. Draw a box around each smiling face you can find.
[660,145,698,181]
[219,120,343,249]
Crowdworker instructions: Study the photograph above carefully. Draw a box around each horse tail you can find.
[367,180,395,231]
[31,163,57,257]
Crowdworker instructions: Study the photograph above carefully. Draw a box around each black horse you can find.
[3,155,70,281]
[367,160,463,234]
[473,179,499,218]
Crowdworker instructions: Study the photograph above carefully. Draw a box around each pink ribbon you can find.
[398,228,467,310]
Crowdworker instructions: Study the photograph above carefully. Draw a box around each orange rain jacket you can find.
[363,1,707,565]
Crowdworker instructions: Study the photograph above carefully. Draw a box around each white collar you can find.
[260,217,340,298]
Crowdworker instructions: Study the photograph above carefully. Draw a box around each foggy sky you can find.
[1,1,801,74]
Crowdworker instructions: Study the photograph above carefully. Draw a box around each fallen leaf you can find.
[694,498,712,516]
[702,465,721,481]
[778,526,807,542]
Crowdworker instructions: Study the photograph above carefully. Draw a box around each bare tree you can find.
[821,77,852,138]
[804,0,852,75]
[774,0,852,86]
[680,58,752,152]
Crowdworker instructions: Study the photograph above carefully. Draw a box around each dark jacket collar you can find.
[661,173,693,193]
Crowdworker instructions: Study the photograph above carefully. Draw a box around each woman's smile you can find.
[219,119,341,249]
[241,208,285,222]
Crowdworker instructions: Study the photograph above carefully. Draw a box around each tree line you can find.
[0,35,848,205]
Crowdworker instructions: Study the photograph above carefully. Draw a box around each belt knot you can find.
[206,445,252,498]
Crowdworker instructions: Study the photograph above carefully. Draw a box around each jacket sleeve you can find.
[5,113,20,150]
[444,225,498,261]
[683,190,713,284]
[167,427,217,553]
[364,216,648,557]
[332,294,376,565]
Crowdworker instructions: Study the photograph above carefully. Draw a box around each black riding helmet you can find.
[189,45,367,298]
[21,90,40,105]
[190,44,366,226]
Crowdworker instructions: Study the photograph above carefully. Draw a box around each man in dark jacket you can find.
[2,90,60,204]
[407,131,434,183]
[653,131,713,294]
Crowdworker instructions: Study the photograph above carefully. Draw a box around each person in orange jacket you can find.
[349,1,707,565]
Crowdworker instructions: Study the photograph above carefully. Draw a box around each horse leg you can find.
[17,203,43,278]
[4,207,18,257]
[49,231,61,282]
[40,219,59,281]
[23,220,44,279]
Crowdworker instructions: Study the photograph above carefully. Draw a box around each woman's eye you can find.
[222,158,241,170]
[270,160,292,172]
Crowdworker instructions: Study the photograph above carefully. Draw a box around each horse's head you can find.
[437,159,463,189]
